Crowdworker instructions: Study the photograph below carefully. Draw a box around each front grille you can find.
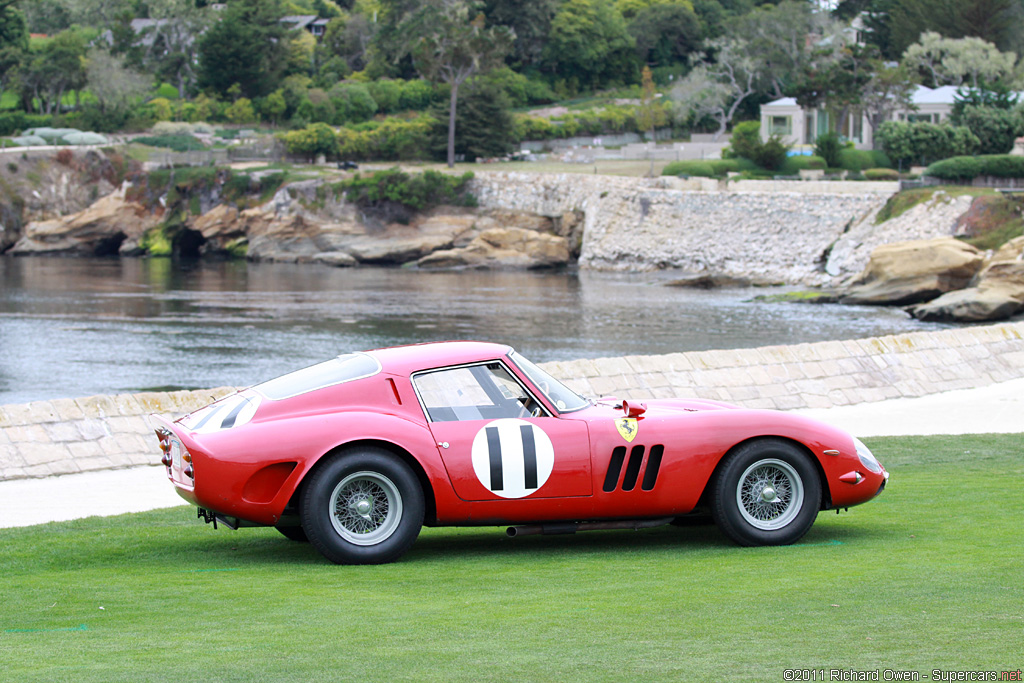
[602,444,664,492]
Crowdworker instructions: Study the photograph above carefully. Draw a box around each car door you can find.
[413,361,592,501]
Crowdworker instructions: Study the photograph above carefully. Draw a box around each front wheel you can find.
[711,439,821,546]
[301,447,424,565]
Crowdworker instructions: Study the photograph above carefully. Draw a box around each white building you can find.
[759,85,960,150]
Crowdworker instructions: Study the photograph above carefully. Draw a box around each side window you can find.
[414,363,545,422]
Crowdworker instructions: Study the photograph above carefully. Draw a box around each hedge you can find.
[661,158,756,178]
[838,148,891,171]
[925,154,1024,180]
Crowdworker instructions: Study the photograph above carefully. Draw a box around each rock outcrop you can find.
[11,190,160,256]
[840,237,985,305]
[908,238,1024,322]
[417,227,569,269]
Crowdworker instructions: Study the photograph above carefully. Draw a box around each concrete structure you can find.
[470,172,901,284]
[759,85,960,151]
[2,321,1022,483]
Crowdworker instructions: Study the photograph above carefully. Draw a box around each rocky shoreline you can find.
[2,155,1023,323]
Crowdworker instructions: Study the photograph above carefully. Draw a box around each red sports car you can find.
[154,341,888,564]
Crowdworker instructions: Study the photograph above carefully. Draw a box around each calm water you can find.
[0,257,946,405]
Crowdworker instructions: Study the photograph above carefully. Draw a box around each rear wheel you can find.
[711,439,821,546]
[301,447,424,565]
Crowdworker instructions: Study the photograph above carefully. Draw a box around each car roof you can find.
[365,341,515,377]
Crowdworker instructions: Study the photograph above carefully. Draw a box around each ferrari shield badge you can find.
[615,417,638,442]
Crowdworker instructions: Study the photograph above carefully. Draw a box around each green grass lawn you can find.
[1,434,1021,682]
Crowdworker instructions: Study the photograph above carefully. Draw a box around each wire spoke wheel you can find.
[735,458,804,531]
[711,439,821,546]
[329,471,403,546]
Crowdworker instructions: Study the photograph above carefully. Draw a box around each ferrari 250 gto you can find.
[154,341,888,564]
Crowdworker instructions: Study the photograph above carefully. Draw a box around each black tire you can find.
[275,525,308,542]
[711,438,821,546]
[300,447,424,565]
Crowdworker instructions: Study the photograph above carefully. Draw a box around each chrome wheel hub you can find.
[736,458,805,531]
[329,471,403,546]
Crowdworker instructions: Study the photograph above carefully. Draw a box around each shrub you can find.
[954,105,1022,155]
[926,154,1024,180]
[876,120,979,167]
[814,132,842,168]
[281,122,339,161]
[863,168,899,180]
[338,168,475,222]
[727,121,762,160]
[780,155,827,174]
[838,148,891,171]
[662,159,754,178]
[133,134,206,152]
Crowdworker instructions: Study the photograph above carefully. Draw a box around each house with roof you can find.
[280,15,330,39]
[759,85,960,150]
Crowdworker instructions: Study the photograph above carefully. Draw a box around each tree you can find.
[0,0,27,107]
[132,0,213,98]
[428,79,514,161]
[731,0,835,100]
[859,61,918,149]
[628,3,703,68]
[197,0,288,99]
[18,28,88,114]
[542,0,637,91]
[482,0,558,70]
[669,37,760,140]
[407,1,513,167]
[83,49,150,128]
[902,32,1017,89]
[790,32,879,139]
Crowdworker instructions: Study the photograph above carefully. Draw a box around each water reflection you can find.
[1,256,947,404]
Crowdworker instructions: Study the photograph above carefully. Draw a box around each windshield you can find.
[509,351,590,413]
[255,353,381,400]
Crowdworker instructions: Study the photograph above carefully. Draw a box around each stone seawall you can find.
[2,322,1022,482]
[471,173,900,284]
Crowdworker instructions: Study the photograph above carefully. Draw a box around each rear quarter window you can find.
[255,353,381,401]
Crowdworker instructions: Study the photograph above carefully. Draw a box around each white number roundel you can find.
[470,419,555,499]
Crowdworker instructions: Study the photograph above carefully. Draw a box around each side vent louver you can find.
[603,444,664,492]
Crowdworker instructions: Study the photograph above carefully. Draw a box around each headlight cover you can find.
[853,438,883,474]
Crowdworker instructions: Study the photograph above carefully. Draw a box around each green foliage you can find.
[863,168,899,181]
[926,154,1024,180]
[154,83,180,100]
[779,156,827,175]
[0,111,53,136]
[723,121,789,171]
[428,81,516,162]
[482,67,556,108]
[876,120,980,168]
[661,158,755,178]
[336,116,435,161]
[138,225,173,257]
[339,168,476,213]
[281,122,340,160]
[952,105,1024,156]
[838,148,891,172]
[329,82,378,123]
[133,135,206,152]
[813,132,842,169]
[225,97,257,124]
[543,0,638,91]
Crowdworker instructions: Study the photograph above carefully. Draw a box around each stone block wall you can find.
[0,388,237,481]
[545,322,1024,410]
[2,321,1022,482]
